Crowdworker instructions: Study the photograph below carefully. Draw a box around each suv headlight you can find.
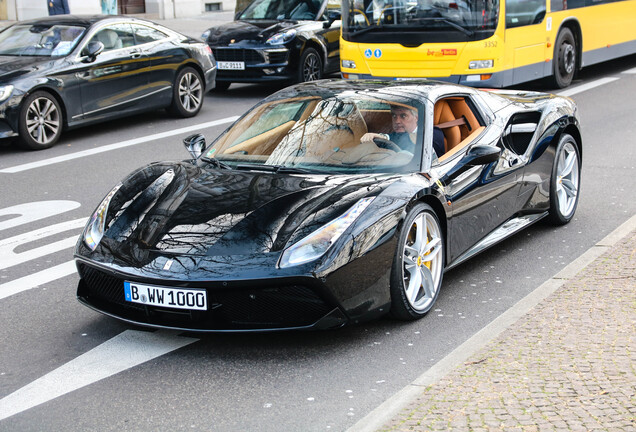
[266,29,297,45]
[0,85,14,103]
[83,183,122,250]
[279,197,374,268]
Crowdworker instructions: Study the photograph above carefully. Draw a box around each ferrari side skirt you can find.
[446,212,548,271]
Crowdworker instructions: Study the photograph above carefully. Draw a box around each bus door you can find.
[503,0,548,85]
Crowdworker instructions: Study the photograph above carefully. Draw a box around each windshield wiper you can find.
[200,157,232,170]
[235,163,325,174]
[418,17,474,36]
[349,23,383,37]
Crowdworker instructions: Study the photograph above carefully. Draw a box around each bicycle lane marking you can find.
[0,115,239,174]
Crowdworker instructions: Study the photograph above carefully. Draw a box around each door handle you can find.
[130,51,142,59]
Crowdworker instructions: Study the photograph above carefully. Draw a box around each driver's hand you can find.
[361,132,388,142]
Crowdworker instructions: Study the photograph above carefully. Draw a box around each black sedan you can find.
[74,79,581,332]
[0,15,216,150]
[201,0,341,90]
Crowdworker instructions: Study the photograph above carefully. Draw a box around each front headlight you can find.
[266,29,297,45]
[279,197,375,268]
[201,30,211,40]
[83,183,122,251]
[0,85,14,103]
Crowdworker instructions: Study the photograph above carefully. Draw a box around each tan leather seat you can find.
[434,100,461,153]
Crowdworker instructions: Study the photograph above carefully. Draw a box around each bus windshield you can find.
[343,0,498,40]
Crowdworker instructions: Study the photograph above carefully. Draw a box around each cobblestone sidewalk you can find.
[381,230,636,431]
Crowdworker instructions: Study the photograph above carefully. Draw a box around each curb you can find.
[348,213,636,432]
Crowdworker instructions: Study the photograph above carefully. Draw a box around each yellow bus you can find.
[339,0,636,87]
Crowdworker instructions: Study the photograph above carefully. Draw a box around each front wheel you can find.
[547,133,581,225]
[390,203,445,320]
[297,48,322,83]
[18,91,63,150]
[550,28,576,88]
[168,67,204,118]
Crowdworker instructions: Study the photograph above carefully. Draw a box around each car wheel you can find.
[169,66,204,118]
[390,203,445,320]
[297,48,322,83]
[213,81,231,92]
[548,133,581,225]
[550,28,576,88]
[18,91,63,150]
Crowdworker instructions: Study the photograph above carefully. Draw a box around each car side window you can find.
[90,23,136,51]
[131,24,168,45]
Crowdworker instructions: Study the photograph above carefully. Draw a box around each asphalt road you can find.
[1,55,635,432]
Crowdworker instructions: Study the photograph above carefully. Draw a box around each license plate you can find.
[217,61,245,70]
[124,281,207,311]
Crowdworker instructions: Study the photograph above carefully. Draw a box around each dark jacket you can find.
[48,0,70,15]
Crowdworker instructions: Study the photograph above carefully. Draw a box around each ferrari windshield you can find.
[343,0,498,37]
[204,93,425,174]
[0,24,86,56]
[239,0,323,20]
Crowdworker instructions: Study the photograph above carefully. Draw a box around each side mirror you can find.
[81,41,104,62]
[441,144,500,182]
[323,10,341,28]
[183,133,207,159]
[462,144,501,166]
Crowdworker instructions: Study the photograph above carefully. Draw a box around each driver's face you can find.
[391,107,418,133]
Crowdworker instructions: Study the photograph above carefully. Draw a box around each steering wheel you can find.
[373,137,401,152]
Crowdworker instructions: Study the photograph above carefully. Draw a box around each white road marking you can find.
[0,330,198,421]
[0,260,77,301]
[0,218,87,271]
[0,116,239,174]
[622,67,636,74]
[0,201,81,232]
[557,77,620,97]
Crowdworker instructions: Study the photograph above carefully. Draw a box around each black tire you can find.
[297,48,323,83]
[390,203,445,320]
[550,28,577,88]
[18,91,63,150]
[547,133,581,225]
[213,81,231,92]
[168,66,204,118]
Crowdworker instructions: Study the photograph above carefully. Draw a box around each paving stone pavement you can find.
[381,230,636,432]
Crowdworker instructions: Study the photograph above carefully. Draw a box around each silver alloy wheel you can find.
[401,212,443,312]
[302,52,321,81]
[556,141,579,218]
[25,96,60,145]
[178,72,202,112]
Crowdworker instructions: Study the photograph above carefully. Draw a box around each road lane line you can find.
[0,218,87,271]
[0,330,198,421]
[0,201,80,232]
[622,67,636,74]
[556,77,620,97]
[0,260,77,301]
[0,116,239,174]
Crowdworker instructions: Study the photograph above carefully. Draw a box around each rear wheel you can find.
[18,91,63,150]
[168,67,204,118]
[390,203,445,320]
[547,133,581,225]
[550,28,576,88]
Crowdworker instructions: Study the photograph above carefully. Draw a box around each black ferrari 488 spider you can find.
[75,79,581,332]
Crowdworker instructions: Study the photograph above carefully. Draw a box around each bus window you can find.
[505,0,546,28]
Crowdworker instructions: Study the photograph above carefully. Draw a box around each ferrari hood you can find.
[204,20,298,46]
[96,162,394,260]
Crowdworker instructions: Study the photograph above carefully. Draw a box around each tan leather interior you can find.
[438,126,485,162]
[434,97,484,160]
[223,121,296,156]
[361,110,393,134]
